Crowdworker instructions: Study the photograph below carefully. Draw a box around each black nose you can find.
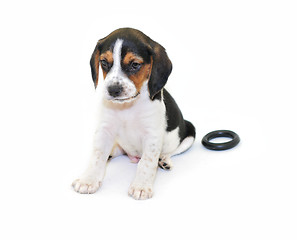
[108,84,123,97]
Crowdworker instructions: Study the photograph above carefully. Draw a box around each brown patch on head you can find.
[129,63,152,92]
[99,51,113,79]
[123,52,144,65]
[100,50,113,63]
[102,70,107,79]
[123,53,152,92]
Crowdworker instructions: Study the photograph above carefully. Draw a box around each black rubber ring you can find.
[202,130,240,151]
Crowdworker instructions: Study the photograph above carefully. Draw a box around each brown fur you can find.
[100,51,113,63]
[93,50,100,86]
[128,63,151,92]
[123,52,144,65]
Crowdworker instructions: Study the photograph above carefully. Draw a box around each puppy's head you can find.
[90,28,172,102]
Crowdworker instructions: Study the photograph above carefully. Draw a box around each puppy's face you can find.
[99,39,151,103]
[90,28,172,102]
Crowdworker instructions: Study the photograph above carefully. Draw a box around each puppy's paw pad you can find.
[158,157,172,170]
[72,178,101,194]
[128,184,153,200]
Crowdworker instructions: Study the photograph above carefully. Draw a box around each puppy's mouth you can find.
[110,92,140,103]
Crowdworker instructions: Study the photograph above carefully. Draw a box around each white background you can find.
[0,0,296,239]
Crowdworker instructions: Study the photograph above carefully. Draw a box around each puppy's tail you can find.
[184,120,196,139]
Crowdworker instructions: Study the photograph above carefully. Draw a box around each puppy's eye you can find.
[130,62,142,71]
[100,59,109,68]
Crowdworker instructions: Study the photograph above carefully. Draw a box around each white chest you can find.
[108,97,166,157]
[116,118,143,157]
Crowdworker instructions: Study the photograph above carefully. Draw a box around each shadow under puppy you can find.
[72,28,195,200]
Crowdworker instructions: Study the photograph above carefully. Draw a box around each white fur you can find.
[171,136,195,156]
[72,39,192,200]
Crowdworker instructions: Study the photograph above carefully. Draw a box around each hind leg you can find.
[158,136,195,170]
[171,136,195,157]
[158,155,173,170]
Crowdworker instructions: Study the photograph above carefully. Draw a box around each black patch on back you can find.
[163,89,196,142]
[163,89,182,132]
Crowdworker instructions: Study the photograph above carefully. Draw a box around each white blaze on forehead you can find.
[111,39,124,73]
[104,39,125,83]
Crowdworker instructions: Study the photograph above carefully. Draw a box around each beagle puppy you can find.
[72,28,196,200]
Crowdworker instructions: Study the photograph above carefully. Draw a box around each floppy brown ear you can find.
[148,44,172,99]
[90,41,101,88]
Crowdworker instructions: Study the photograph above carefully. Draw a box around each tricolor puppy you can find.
[72,28,196,200]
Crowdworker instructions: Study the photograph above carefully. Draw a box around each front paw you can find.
[128,183,153,200]
[72,177,102,194]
